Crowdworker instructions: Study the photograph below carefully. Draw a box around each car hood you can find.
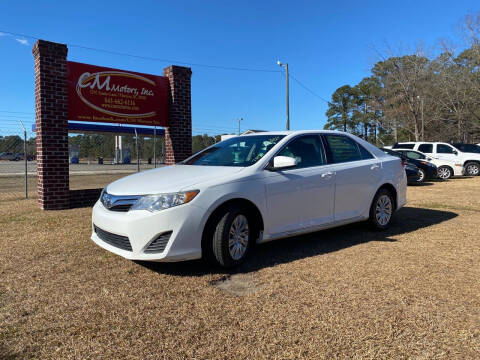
[106,165,245,195]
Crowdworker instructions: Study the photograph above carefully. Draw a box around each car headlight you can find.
[129,190,199,212]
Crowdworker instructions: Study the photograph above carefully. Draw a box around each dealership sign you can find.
[67,61,169,126]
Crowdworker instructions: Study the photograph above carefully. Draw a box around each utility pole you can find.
[19,120,28,199]
[421,97,424,141]
[417,95,424,141]
[277,60,290,130]
[237,117,243,135]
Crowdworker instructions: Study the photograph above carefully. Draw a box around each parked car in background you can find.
[92,130,407,268]
[0,152,21,161]
[392,149,463,180]
[405,163,422,184]
[391,142,480,176]
[381,147,435,183]
[452,143,480,154]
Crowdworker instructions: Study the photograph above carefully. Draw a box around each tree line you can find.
[325,12,480,145]
[0,133,225,160]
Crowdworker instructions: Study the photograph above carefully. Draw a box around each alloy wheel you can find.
[466,163,479,176]
[228,215,249,260]
[375,195,392,226]
[417,169,425,182]
[437,167,451,179]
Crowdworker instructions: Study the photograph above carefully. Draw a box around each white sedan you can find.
[91,130,406,268]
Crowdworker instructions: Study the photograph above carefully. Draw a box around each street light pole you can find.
[237,117,243,135]
[277,61,290,130]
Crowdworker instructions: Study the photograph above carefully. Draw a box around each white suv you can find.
[392,142,479,176]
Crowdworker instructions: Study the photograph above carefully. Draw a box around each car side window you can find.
[437,144,455,154]
[406,151,424,160]
[358,144,374,159]
[324,135,362,163]
[277,135,325,169]
[418,144,433,153]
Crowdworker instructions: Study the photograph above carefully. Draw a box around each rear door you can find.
[264,134,335,236]
[323,134,382,222]
[417,143,434,155]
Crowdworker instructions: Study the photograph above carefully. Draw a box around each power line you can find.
[288,72,331,104]
[0,30,281,73]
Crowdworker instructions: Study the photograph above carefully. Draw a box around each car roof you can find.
[238,129,353,136]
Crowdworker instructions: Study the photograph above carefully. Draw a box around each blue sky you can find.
[0,0,479,137]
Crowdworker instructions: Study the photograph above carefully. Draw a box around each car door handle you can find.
[370,164,380,170]
[321,172,333,178]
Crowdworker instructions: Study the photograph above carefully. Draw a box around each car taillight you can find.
[401,160,405,169]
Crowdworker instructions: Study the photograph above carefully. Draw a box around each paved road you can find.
[0,161,165,176]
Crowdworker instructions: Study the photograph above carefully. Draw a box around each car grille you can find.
[145,232,172,253]
[100,191,140,212]
[94,225,132,251]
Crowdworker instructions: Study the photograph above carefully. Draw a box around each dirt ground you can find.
[0,175,479,359]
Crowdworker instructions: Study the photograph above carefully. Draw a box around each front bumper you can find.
[91,200,205,262]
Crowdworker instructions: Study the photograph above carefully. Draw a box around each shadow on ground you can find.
[138,206,457,276]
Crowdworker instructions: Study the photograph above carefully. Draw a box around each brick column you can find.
[33,40,69,210]
[163,66,192,164]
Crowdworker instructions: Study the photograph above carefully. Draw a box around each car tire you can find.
[416,168,426,183]
[437,166,452,180]
[369,188,394,230]
[465,162,480,176]
[205,205,253,268]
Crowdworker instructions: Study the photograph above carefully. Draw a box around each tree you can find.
[324,85,357,132]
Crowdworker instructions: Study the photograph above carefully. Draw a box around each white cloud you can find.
[15,38,29,46]
[0,32,10,36]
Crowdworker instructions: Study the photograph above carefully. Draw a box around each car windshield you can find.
[182,135,285,167]
[453,144,480,153]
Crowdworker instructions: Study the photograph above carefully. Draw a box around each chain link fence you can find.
[0,118,166,201]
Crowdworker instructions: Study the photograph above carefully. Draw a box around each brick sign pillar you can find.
[163,66,192,164]
[33,40,69,210]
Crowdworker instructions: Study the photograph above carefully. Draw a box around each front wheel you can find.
[465,162,480,176]
[369,189,394,230]
[204,206,254,268]
[437,166,452,180]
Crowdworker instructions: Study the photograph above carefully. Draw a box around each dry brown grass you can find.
[0,175,479,359]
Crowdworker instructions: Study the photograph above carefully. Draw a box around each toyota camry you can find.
[91,130,406,268]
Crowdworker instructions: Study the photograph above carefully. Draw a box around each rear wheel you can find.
[465,162,479,176]
[437,166,452,180]
[204,205,254,268]
[416,168,426,183]
[369,189,394,230]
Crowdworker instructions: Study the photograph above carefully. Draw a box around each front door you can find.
[264,135,335,236]
[435,143,459,162]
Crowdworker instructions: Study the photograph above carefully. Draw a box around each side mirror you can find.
[453,150,458,155]
[270,156,297,170]
[427,157,432,161]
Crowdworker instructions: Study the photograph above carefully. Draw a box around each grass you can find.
[0,174,479,359]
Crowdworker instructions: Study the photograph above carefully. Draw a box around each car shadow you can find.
[408,182,434,186]
[137,206,457,276]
